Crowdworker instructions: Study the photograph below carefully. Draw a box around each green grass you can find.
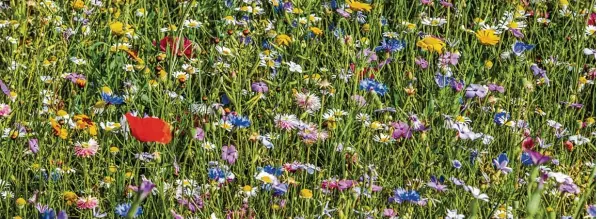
[0,0,595,218]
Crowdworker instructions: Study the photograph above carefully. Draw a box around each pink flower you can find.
[76,196,99,209]
[0,104,11,117]
[274,114,299,131]
[74,139,99,158]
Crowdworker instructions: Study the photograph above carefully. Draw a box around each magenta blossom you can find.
[415,57,429,69]
[391,121,412,139]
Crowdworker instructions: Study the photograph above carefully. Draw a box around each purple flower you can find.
[587,205,596,217]
[383,209,396,217]
[337,180,357,191]
[29,138,39,154]
[139,179,156,201]
[251,81,269,93]
[530,64,547,79]
[351,95,367,107]
[170,210,184,219]
[452,160,462,169]
[221,145,238,164]
[440,52,460,66]
[450,177,465,186]
[192,127,205,141]
[558,181,580,194]
[57,210,68,219]
[522,149,552,166]
[63,73,86,83]
[465,84,489,98]
[336,9,350,18]
[427,176,448,192]
[420,0,433,5]
[415,57,429,69]
[510,28,524,38]
[488,83,505,93]
[439,0,453,7]
[391,122,412,139]
[358,49,378,63]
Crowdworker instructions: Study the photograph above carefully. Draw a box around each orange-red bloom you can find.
[125,112,172,144]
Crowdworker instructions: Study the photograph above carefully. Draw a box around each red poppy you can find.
[125,112,172,144]
[154,36,194,58]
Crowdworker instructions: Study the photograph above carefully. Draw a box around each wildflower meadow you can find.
[0,0,596,218]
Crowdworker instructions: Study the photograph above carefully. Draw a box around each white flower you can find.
[421,17,447,26]
[583,48,596,55]
[255,171,279,184]
[200,142,216,150]
[548,172,573,184]
[568,134,590,145]
[286,62,303,73]
[445,209,465,219]
[464,186,489,202]
[123,64,135,72]
[70,57,87,65]
[216,46,233,56]
[373,133,394,144]
[100,122,121,132]
[183,19,202,28]
[482,134,494,145]
[135,8,147,17]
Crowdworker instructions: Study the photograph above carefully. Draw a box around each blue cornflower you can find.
[470,150,478,165]
[263,165,283,176]
[359,79,388,96]
[262,40,271,49]
[101,92,124,105]
[375,38,406,53]
[39,209,56,219]
[389,188,420,204]
[493,112,510,126]
[273,183,288,196]
[208,167,226,180]
[227,114,251,128]
[380,16,388,26]
[452,160,462,169]
[115,203,143,218]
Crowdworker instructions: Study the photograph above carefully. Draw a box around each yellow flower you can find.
[484,60,493,69]
[63,191,78,205]
[416,36,445,53]
[361,24,370,32]
[109,146,119,154]
[13,216,22,219]
[101,86,113,94]
[475,29,500,46]
[347,0,372,12]
[275,34,292,46]
[72,0,85,10]
[310,27,323,36]
[109,165,118,173]
[299,189,313,199]
[15,198,26,209]
[109,22,125,35]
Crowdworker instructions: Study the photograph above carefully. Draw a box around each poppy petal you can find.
[125,112,172,144]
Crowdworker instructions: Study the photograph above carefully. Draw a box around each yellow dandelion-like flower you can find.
[347,0,372,12]
[416,36,445,53]
[275,34,292,46]
[475,29,500,46]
